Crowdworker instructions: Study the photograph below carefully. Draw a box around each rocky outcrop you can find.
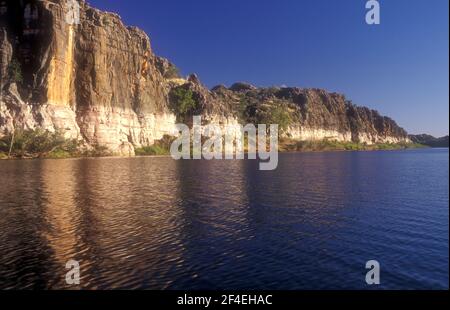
[0,0,411,155]
[409,134,449,148]
[211,86,410,144]
[0,0,176,155]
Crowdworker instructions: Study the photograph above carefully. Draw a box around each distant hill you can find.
[409,135,449,148]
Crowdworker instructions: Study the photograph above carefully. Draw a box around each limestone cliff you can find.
[0,0,410,155]
[211,85,410,144]
[0,0,175,155]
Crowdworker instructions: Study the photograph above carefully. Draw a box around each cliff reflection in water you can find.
[0,149,448,289]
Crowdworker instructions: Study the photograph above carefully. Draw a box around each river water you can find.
[0,149,448,289]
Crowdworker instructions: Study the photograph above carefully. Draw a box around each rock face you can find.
[0,0,175,155]
[211,85,410,144]
[409,134,449,148]
[0,0,411,155]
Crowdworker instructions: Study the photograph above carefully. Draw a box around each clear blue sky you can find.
[89,0,449,136]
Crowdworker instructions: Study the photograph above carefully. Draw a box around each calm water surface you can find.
[0,149,448,289]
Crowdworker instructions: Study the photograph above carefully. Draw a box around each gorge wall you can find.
[0,0,411,155]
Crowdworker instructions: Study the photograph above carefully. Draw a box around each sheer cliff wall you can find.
[0,0,410,155]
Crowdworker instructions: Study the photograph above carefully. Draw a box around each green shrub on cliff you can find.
[8,58,23,84]
[0,129,79,159]
[170,88,198,116]
[237,97,252,122]
[81,144,112,157]
[135,135,175,156]
[135,145,169,156]
[257,104,292,134]
[374,142,426,150]
[280,139,425,152]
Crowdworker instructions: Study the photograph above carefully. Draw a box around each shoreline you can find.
[0,144,435,161]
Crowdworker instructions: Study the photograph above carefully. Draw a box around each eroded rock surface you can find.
[0,0,410,155]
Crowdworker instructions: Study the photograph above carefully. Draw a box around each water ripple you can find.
[0,149,448,289]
